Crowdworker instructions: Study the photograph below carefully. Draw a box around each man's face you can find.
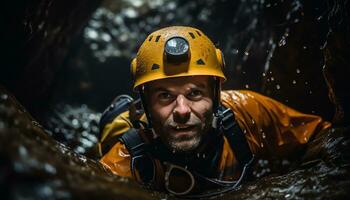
[146,76,214,152]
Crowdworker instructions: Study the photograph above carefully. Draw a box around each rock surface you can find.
[0,86,155,200]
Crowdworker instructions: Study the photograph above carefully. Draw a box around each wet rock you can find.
[42,104,101,159]
[322,0,350,126]
[0,86,156,199]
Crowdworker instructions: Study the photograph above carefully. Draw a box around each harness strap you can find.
[219,106,253,169]
[119,128,146,156]
[120,128,156,185]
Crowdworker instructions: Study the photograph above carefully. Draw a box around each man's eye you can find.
[188,90,202,99]
[159,92,172,100]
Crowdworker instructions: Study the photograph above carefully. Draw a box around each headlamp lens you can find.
[165,37,189,56]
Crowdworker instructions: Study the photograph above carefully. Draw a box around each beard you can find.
[152,111,213,153]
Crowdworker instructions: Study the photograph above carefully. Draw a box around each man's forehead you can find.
[147,76,211,91]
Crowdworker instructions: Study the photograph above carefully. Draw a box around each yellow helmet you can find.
[131,26,226,89]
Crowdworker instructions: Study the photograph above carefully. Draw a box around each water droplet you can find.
[262,132,266,139]
[86,29,98,39]
[232,49,239,54]
[202,154,206,158]
[260,142,264,147]
[72,119,79,126]
[296,68,301,74]
[32,121,41,127]
[19,146,27,157]
[292,80,297,84]
[0,121,4,129]
[245,84,250,89]
[271,77,274,81]
[0,94,8,100]
[278,38,286,46]
[309,90,313,94]
[124,7,138,18]
[303,46,307,49]
[101,33,111,42]
[262,73,266,77]
[44,163,57,174]
[244,51,249,56]
[276,84,281,90]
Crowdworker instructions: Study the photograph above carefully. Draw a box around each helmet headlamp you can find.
[164,37,190,63]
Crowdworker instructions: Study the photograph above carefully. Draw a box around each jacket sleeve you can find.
[98,110,133,177]
[221,90,331,159]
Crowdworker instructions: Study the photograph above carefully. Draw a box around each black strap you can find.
[119,128,146,157]
[219,106,253,168]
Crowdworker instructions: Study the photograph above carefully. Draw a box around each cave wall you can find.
[0,0,100,116]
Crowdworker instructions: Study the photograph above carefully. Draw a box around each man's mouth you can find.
[171,125,196,132]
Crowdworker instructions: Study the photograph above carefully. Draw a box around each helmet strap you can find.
[138,85,153,128]
[212,77,221,129]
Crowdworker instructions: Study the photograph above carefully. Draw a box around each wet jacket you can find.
[98,90,331,180]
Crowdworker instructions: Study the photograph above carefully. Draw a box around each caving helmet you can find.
[131,26,226,89]
[130,26,226,126]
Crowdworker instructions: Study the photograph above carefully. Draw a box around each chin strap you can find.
[138,85,153,128]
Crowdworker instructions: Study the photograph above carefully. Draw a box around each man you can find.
[97,26,330,197]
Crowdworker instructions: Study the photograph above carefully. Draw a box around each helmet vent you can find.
[196,31,202,36]
[155,35,161,42]
[148,35,153,41]
[196,59,205,65]
[189,32,195,39]
[151,63,160,70]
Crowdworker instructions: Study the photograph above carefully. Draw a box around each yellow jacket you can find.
[99,90,331,179]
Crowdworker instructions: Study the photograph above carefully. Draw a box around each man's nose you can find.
[173,95,191,123]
